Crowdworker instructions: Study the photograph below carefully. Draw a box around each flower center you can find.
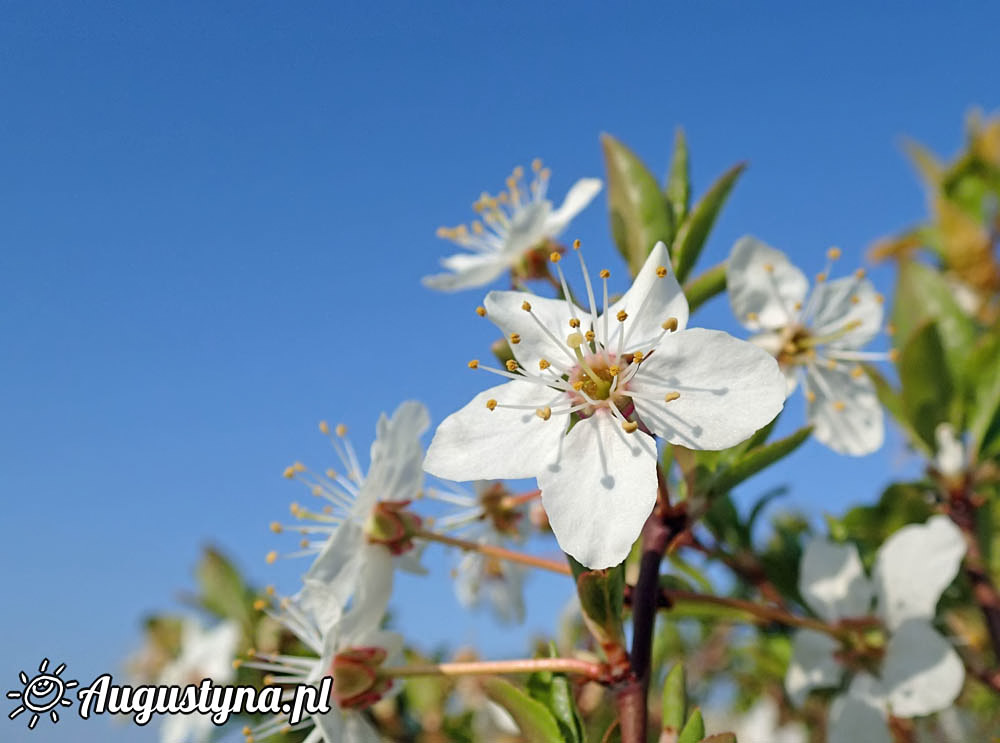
[331,646,392,710]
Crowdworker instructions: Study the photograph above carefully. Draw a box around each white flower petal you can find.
[484,290,584,371]
[537,411,657,569]
[798,538,873,622]
[422,252,509,292]
[603,241,690,350]
[933,423,966,477]
[543,177,602,237]
[727,236,809,331]
[882,619,965,717]
[874,515,966,630]
[785,629,842,706]
[424,381,565,481]
[630,328,786,450]
[363,400,429,506]
[828,692,891,743]
[305,522,367,606]
[804,363,884,456]
[810,275,883,350]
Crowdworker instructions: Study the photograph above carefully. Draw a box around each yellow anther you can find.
[265,551,277,565]
[763,263,774,273]
[246,735,255,743]
[246,648,256,658]
[851,366,864,378]
[816,272,828,282]
[521,301,532,312]
[616,310,628,322]
[550,251,561,263]
[608,365,621,377]
[319,420,330,435]
[622,420,639,433]
[279,598,290,610]
[886,323,895,336]
[293,461,306,472]
[486,399,497,411]
[233,659,243,669]
[536,407,552,421]
[436,226,450,238]
[567,332,584,349]
[290,502,301,517]
[806,348,817,360]
[827,247,842,260]
[826,358,838,369]
[243,725,252,735]
[509,333,521,345]
[513,165,524,178]
[265,585,275,595]
[299,538,309,548]
[282,466,295,479]
[472,221,484,234]
[846,319,862,330]
[253,598,268,611]
[855,268,866,279]
[532,158,543,172]
[806,390,817,403]
[573,239,581,250]
[322,505,333,514]
[476,306,486,317]
[794,301,803,310]
[632,350,645,363]
[745,312,758,322]
[541,167,551,179]
[468,359,480,369]
[311,485,323,497]
[269,522,283,534]
[875,293,884,305]
[664,391,680,403]
[572,381,584,391]
[325,468,336,479]
[539,359,551,370]
[850,295,860,304]
[497,192,509,203]
[585,330,595,342]
[656,266,667,278]
[888,348,900,361]
[833,401,846,412]
[569,317,581,328]
[600,269,610,279]
[263,674,275,686]
[505,359,519,372]
[662,317,679,332]
[335,424,347,437]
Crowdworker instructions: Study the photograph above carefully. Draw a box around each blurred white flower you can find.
[157,618,240,743]
[454,534,526,624]
[243,558,402,743]
[708,697,806,743]
[933,423,966,478]
[423,160,602,291]
[428,480,531,541]
[786,516,966,742]
[425,242,785,568]
[727,236,889,455]
[270,401,430,606]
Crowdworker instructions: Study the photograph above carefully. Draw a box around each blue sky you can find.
[1,3,997,741]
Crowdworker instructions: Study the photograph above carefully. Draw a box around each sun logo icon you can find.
[6,658,78,730]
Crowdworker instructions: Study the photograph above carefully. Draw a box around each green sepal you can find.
[677,707,706,743]
[660,663,687,734]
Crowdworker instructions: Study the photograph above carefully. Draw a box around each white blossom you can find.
[425,242,786,568]
[786,516,966,741]
[157,618,240,743]
[727,236,889,455]
[454,534,527,624]
[423,161,601,291]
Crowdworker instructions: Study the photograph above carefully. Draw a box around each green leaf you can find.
[483,678,563,743]
[672,163,746,283]
[898,321,954,450]
[891,260,976,376]
[665,127,691,223]
[527,652,585,743]
[683,262,727,315]
[709,426,812,495]
[966,335,1000,458]
[575,563,626,647]
[660,663,687,734]
[195,547,252,625]
[602,133,675,277]
[864,364,932,457]
[677,707,706,743]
